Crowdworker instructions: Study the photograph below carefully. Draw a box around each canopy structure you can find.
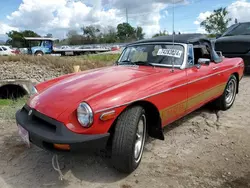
[130,34,207,44]
[24,37,59,41]
[127,33,222,63]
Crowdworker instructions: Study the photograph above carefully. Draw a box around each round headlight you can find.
[77,102,93,128]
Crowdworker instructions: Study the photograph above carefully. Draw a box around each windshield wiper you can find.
[133,61,155,67]
[118,60,154,67]
[118,60,136,65]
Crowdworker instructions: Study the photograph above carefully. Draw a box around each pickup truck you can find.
[215,22,250,74]
[24,37,110,56]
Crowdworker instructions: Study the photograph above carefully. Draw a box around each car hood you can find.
[28,65,159,119]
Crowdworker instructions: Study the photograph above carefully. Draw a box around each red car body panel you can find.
[27,57,244,135]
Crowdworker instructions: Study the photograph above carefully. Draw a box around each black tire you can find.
[111,106,147,173]
[215,75,237,111]
[35,51,44,56]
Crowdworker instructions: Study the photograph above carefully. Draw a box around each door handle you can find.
[212,67,219,70]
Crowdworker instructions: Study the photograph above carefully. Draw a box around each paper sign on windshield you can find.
[157,49,183,58]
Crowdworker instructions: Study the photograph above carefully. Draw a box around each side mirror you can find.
[198,58,210,66]
[216,51,224,58]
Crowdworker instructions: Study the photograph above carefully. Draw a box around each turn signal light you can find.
[100,110,116,121]
[53,144,70,151]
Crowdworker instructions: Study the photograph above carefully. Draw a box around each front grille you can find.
[23,105,57,133]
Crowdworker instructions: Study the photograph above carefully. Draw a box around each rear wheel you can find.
[215,75,237,110]
[35,51,44,56]
[111,106,146,173]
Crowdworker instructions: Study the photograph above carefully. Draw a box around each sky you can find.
[0,0,250,41]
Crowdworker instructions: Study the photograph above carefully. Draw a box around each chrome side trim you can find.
[188,65,239,84]
[95,82,188,113]
[95,65,240,113]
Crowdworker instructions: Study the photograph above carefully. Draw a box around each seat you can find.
[193,48,203,64]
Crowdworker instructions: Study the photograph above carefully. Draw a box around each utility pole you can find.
[126,8,128,23]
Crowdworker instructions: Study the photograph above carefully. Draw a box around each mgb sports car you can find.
[16,34,244,173]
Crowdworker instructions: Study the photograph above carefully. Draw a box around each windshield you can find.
[118,43,185,67]
[224,23,250,36]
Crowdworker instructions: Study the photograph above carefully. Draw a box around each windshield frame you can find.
[222,22,250,37]
[117,42,188,69]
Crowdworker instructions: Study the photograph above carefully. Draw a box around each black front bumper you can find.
[15,105,110,153]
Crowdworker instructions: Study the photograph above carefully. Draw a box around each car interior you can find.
[193,45,211,65]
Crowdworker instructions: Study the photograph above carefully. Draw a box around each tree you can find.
[200,7,232,35]
[6,30,40,47]
[99,26,118,43]
[135,26,145,40]
[82,25,101,43]
[67,30,84,45]
[117,23,135,42]
[152,30,168,38]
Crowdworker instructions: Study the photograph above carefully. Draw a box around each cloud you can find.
[194,11,212,25]
[227,0,250,23]
[194,0,250,33]
[0,22,19,35]
[6,0,186,38]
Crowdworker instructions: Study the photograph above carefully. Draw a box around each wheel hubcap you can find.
[134,114,146,163]
[225,79,236,106]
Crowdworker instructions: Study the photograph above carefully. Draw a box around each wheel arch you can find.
[108,100,164,142]
[232,72,239,94]
[34,50,44,55]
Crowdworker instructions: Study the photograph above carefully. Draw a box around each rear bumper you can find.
[15,105,110,153]
[223,53,250,74]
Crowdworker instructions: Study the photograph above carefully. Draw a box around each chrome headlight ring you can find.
[77,102,93,128]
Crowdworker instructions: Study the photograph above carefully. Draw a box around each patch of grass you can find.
[0,53,120,74]
[0,97,27,106]
[0,99,12,106]
[0,97,27,121]
[78,53,120,62]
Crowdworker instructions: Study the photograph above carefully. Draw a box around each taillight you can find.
[11,50,20,54]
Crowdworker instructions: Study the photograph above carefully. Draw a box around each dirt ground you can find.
[0,77,250,188]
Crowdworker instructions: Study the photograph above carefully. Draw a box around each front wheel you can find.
[111,106,146,173]
[35,51,44,56]
[215,75,237,110]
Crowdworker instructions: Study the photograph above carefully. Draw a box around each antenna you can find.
[126,8,128,23]
[171,0,175,73]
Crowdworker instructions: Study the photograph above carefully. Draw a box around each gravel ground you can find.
[0,77,250,188]
[0,61,64,82]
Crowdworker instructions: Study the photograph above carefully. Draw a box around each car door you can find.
[43,41,53,53]
[2,46,9,55]
[185,44,219,114]
[209,57,230,87]
[157,68,188,126]
[0,47,3,55]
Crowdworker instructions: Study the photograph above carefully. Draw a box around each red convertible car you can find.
[16,34,244,173]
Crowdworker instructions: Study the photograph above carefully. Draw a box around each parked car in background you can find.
[215,22,250,74]
[111,45,120,51]
[24,37,110,56]
[0,45,19,56]
[16,34,244,173]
